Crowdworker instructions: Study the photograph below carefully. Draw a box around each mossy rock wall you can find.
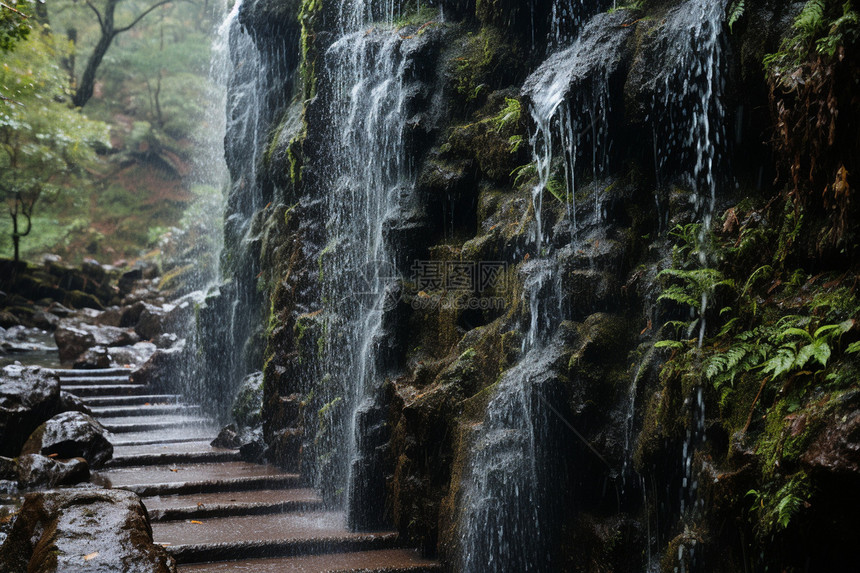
[224,0,860,570]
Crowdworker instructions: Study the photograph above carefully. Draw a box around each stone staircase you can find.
[57,367,439,572]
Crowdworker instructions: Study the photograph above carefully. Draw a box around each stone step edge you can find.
[148,497,325,522]
[103,420,214,433]
[52,368,135,377]
[60,377,134,385]
[83,394,183,406]
[163,532,400,565]
[91,405,200,417]
[115,474,301,496]
[110,436,219,448]
[105,450,240,468]
[64,384,149,396]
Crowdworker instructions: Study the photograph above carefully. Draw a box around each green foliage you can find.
[747,472,811,534]
[1,29,111,260]
[0,0,31,52]
[705,318,853,406]
[491,98,521,132]
[764,0,860,73]
[658,267,735,337]
[727,0,746,32]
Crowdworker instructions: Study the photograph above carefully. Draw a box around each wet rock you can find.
[47,301,74,318]
[0,488,176,573]
[152,332,179,349]
[16,453,90,489]
[54,323,96,362]
[108,342,157,367]
[0,364,60,457]
[94,306,123,327]
[0,456,16,480]
[21,411,113,469]
[0,310,20,328]
[211,424,243,449]
[31,310,59,331]
[65,289,105,310]
[118,268,144,298]
[55,322,140,363]
[522,10,635,108]
[120,301,147,327]
[81,258,108,284]
[74,345,111,369]
[57,391,93,416]
[802,407,860,477]
[265,427,302,470]
[130,341,188,393]
[135,303,168,340]
[232,371,264,428]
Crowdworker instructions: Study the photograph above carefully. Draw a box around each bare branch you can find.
[114,0,174,35]
[84,0,106,32]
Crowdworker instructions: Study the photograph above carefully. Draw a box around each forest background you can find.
[1,0,223,265]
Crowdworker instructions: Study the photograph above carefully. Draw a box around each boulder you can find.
[0,365,60,457]
[130,341,187,393]
[16,453,90,489]
[55,322,140,363]
[120,301,147,327]
[74,345,111,369]
[0,456,16,480]
[54,324,96,362]
[232,371,264,428]
[135,303,168,340]
[46,302,74,317]
[31,310,60,331]
[0,310,20,328]
[94,306,123,327]
[22,411,113,469]
[0,488,176,573]
[57,391,93,416]
[107,342,157,367]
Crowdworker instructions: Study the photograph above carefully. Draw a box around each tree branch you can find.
[84,0,106,32]
[114,0,173,35]
[0,1,28,17]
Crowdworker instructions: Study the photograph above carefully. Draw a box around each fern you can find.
[795,0,827,37]
[728,0,746,32]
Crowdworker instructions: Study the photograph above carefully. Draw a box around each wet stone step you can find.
[83,394,183,407]
[52,367,134,377]
[106,448,240,469]
[177,549,441,572]
[112,440,227,458]
[59,375,134,386]
[150,511,398,564]
[99,414,214,433]
[63,384,149,397]
[143,488,323,521]
[91,403,201,417]
[109,430,221,447]
[97,461,300,496]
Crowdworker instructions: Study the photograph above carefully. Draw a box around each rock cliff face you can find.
[216,0,860,570]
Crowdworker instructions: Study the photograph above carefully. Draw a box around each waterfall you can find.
[458,6,618,571]
[651,0,725,518]
[316,0,427,529]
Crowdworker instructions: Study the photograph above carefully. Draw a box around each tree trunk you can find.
[72,0,117,108]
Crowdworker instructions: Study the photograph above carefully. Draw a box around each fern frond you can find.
[795,0,827,37]
[728,0,746,32]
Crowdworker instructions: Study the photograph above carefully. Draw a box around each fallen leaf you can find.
[84,552,99,561]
